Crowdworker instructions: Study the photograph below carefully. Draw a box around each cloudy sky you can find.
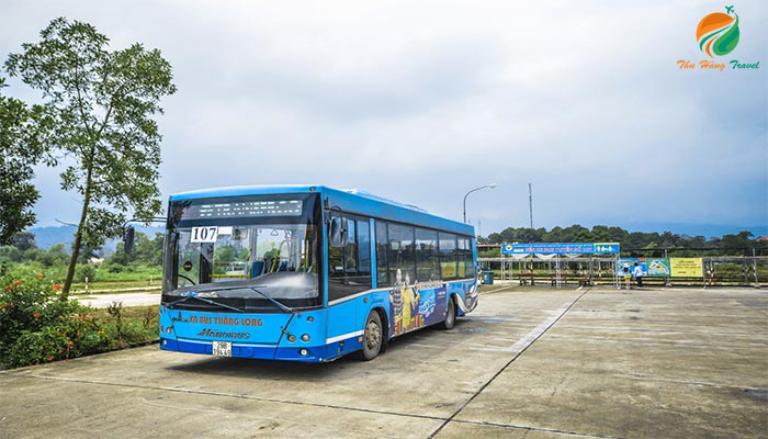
[3,0,767,235]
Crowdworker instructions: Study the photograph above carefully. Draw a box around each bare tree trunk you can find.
[61,153,95,301]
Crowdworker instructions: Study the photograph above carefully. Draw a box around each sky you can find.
[2,0,767,236]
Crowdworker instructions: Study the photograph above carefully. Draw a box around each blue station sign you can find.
[501,242,620,255]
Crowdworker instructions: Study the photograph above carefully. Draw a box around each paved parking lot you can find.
[1,286,766,438]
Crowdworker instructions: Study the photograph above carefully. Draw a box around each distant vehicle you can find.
[158,185,479,362]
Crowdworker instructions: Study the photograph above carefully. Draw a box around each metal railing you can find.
[478,255,768,288]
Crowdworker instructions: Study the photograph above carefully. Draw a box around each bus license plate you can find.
[212,341,232,357]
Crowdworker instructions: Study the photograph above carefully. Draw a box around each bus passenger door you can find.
[326,214,368,355]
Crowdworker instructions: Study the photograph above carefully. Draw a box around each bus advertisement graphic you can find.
[670,258,704,277]
[389,269,449,337]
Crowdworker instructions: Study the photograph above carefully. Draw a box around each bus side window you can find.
[465,238,476,278]
[387,223,416,285]
[358,221,371,275]
[328,215,372,301]
[416,228,438,282]
[439,232,458,281]
[375,221,389,286]
[457,237,474,279]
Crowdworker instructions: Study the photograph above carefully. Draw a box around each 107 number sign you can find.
[191,226,218,243]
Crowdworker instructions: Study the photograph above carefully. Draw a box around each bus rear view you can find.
[159,185,478,362]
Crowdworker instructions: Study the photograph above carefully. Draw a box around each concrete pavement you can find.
[2,286,766,438]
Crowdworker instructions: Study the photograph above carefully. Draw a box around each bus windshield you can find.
[162,194,321,304]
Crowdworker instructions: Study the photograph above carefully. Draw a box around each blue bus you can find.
[159,185,478,362]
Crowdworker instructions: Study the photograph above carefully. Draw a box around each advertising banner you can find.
[502,242,620,255]
[616,258,671,277]
[617,258,640,276]
[670,258,703,277]
[646,258,671,277]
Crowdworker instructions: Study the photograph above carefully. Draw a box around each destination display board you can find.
[180,199,303,220]
[501,242,620,255]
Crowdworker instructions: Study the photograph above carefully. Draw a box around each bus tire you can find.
[440,296,456,330]
[359,311,383,361]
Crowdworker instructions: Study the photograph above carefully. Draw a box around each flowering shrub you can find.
[0,268,157,368]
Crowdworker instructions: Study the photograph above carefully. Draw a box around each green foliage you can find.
[0,78,55,245]
[481,225,767,255]
[5,17,176,296]
[10,232,37,251]
[108,231,163,268]
[76,264,97,283]
[0,270,158,368]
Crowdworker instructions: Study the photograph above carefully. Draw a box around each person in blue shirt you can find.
[633,262,644,287]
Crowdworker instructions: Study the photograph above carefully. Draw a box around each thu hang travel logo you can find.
[677,5,759,71]
[696,5,739,57]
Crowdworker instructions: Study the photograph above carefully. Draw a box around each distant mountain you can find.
[29,225,77,249]
[28,225,164,252]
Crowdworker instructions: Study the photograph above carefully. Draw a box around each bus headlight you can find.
[287,334,296,342]
[299,348,308,356]
[301,334,310,342]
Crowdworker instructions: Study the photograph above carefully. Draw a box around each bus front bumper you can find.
[160,337,323,362]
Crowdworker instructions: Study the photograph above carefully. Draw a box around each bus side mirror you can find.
[123,225,135,253]
[330,217,349,247]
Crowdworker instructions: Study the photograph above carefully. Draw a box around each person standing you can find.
[621,263,631,289]
[633,262,644,287]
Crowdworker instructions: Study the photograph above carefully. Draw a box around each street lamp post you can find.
[462,184,496,223]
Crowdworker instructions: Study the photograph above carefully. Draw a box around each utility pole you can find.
[528,182,534,230]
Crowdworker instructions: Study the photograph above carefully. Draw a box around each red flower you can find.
[52,283,62,292]
[32,311,41,320]
[13,279,21,287]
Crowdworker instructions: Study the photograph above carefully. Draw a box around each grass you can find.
[93,304,159,323]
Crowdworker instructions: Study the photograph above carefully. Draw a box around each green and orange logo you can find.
[696,5,739,57]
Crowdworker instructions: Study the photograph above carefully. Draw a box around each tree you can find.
[10,231,38,251]
[5,18,176,299]
[107,231,163,267]
[0,77,53,244]
[721,231,754,255]
[133,232,164,266]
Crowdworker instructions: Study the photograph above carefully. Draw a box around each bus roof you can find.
[170,184,475,237]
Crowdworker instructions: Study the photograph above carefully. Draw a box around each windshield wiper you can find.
[247,287,294,313]
[166,294,245,313]
[167,282,295,313]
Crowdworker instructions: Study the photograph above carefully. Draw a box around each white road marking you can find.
[480,286,512,295]
[471,302,574,353]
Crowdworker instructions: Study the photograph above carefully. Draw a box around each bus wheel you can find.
[440,297,456,330]
[359,311,383,361]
